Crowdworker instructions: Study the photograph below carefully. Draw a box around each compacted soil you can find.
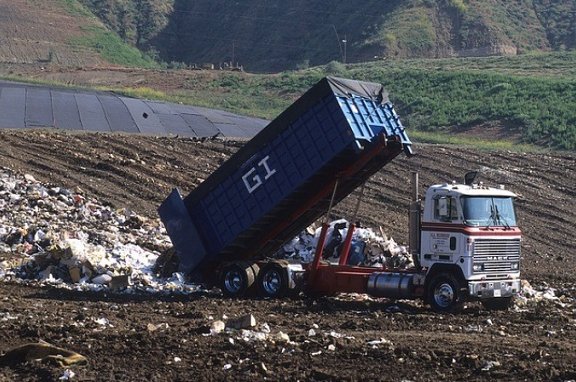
[0,129,575,381]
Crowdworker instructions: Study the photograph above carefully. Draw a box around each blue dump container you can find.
[159,76,412,274]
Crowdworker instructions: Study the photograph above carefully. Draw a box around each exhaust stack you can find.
[408,172,421,269]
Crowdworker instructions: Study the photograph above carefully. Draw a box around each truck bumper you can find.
[468,279,521,299]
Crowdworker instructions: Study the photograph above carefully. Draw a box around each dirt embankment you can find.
[0,0,105,67]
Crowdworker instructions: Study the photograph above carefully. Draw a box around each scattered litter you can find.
[210,320,226,334]
[0,168,197,294]
[481,360,501,372]
[147,323,169,332]
[94,317,111,327]
[226,314,257,330]
[59,369,75,381]
[367,338,394,349]
[464,325,483,333]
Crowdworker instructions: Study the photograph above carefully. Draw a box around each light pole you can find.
[342,35,347,64]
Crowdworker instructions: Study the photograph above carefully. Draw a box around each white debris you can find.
[327,330,343,339]
[94,317,111,326]
[514,280,569,308]
[481,360,501,371]
[210,320,226,334]
[367,338,394,348]
[0,167,198,294]
[275,219,413,268]
[59,369,75,380]
[226,314,257,330]
[147,322,169,332]
[271,331,290,343]
[464,325,483,333]
[91,274,112,285]
[0,312,19,321]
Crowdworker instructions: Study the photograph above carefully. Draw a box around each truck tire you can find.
[427,273,464,313]
[482,297,514,311]
[257,263,288,298]
[220,263,257,298]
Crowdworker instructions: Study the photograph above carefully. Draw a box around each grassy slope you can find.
[59,0,159,68]
[130,52,575,151]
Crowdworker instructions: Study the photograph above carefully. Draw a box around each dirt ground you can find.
[0,129,575,381]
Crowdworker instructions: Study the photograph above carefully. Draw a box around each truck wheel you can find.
[220,263,257,298]
[482,297,513,311]
[257,263,288,298]
[427,273,464,313]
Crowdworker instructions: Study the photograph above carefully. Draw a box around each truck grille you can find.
[473,239,521,273]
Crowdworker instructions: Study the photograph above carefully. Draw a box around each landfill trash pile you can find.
[276,218,414,269]
[0,167,198,294]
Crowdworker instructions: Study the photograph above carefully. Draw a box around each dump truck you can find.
[159,76,521,312]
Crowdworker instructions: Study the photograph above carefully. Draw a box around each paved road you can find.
[0,80,268,138]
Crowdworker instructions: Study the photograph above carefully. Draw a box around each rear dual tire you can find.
[220,262,290,298]
[220,263,259,297]
[257,263,289,298]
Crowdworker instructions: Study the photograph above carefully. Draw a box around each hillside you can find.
[0,0,156,68]
[79,0,576,72]
[0,0,574,72]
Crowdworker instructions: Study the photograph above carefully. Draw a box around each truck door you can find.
[421,196,462,263]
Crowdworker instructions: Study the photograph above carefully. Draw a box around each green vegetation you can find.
[71,25,159,68]
[349,68,576,150]
[116,53,575,151]
[111,87,166,100]
[56,0,94,17]
[410,131,543,153]
[77,0,173,47]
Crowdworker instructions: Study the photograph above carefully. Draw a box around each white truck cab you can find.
[416,178,522,311]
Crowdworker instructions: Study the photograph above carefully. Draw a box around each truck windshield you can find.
[461,196,517,227]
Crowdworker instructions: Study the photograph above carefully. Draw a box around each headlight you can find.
[473,263,484,272]
[510,262,519,270]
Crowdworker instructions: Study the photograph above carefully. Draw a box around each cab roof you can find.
[427,183,517,197]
